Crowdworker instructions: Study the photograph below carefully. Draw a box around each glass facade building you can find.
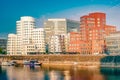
[44,18,80,44]
[105,31,120,55]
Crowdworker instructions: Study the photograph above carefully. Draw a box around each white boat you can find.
[23,60,42,66]
[0,61,17,66]
[23,60,30,65]
[1,61,11,66]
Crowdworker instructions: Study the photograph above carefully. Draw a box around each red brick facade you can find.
[68,12,116,54]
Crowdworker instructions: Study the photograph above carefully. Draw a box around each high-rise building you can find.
[44,18,79,53]
[7,16,45,55]
[16,16,35,54]
[80,12,106,41]
[69,12,116,54]
[44,18,80,44]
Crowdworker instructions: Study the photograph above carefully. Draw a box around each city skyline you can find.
[7,12,117,55]
[1,0,120,35]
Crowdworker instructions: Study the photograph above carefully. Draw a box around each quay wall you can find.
[0,54,105,62]
[0,54,106,67]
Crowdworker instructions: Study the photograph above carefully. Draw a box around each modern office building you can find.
[32,28,45,53]
[16,16,35,55]
[105,31,120,55]
[44,18,79,53]
[49,34,69,53]
[7,16,45,55]
[22,28,46,54]
[68,32,92,54]
[80,12,116,41]
[49,35,61,53]
[44,18,80,44]
[80,12,105,41]
[69,12,116,54]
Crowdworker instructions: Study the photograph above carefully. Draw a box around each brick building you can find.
[68,12,116,54]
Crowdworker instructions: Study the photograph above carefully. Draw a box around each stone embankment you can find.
[0,54,106,68]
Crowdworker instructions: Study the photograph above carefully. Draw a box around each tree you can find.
[0,48,7,55]
[0,48,2,54]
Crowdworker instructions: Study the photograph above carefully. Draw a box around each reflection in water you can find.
[64,71,71,80]
[0,66,120,80]
[0,66,1,72]
[0,66,8,80]
[100,68,120,80]
[70,68,104,80]
[2,66,44,80]
[49,70,63,80]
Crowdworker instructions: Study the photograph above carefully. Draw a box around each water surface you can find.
[0,66,120,80]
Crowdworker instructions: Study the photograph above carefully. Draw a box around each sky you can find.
[0,0,120,38]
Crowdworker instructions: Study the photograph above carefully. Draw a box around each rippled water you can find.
[0,66,120,80]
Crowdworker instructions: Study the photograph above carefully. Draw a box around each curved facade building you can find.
[7,16,45,55]
[69,12,116,54]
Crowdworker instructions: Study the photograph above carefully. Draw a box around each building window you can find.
[97,18,100,20]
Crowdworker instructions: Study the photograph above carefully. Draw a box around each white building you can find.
[7,34,17,55]
[44,18,79,53]
[16,16,35,55]
[32,28,45,53]
[44,18,80,44]
[49,34,69,53]
[7,16,45,55]
[49,35,61,53]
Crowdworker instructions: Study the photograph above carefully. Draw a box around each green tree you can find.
[0,48,7,55]
[0,48,2,53]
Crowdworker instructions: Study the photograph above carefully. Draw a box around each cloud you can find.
[106,3,120,30]
[38,5,111,20]
[37,4,120,30]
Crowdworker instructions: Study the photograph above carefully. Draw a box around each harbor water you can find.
[0,66,120,80]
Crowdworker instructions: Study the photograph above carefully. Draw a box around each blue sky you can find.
[0,0,120,37]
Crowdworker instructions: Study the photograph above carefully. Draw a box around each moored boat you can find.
[23,60,30,65]
[23,60,42,67]
[1,61,11,66]
[0,61,17,66]
[30,60,42,66]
